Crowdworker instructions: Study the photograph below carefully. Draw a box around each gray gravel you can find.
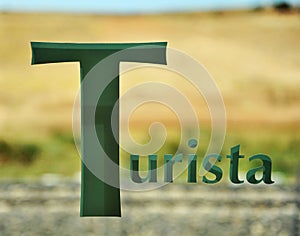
[0,177,299,236]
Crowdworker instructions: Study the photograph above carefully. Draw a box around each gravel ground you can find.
[0,177,299,236]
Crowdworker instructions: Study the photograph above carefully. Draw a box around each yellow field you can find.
[0,10,299,180]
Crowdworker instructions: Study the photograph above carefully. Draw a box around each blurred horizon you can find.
[1,9,299,182]
[0,2,299,234]
[1,0,300,14]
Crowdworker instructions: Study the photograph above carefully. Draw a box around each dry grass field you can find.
[0,10,299,181]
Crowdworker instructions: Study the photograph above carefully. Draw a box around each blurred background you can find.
[0,0,299,235]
